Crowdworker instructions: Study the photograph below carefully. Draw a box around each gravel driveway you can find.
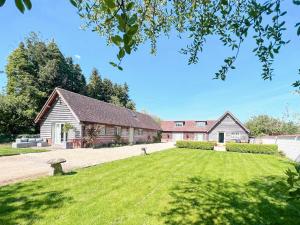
[0,142,174,186]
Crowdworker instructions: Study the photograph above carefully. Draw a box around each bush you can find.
[176,141,216,150]
[286,163,300,200]
[226,143,278,155]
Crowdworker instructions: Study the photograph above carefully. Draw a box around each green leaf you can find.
[117,48,125,60]
[221,0,228,5]
[297,26,300,36]
[69,0,77,7]
[111,35,123,46]
[117,66,123,71]
[244,19,251,27]
[117,15,126,32]
[104,0,115,9]
[124,45,131,54]
[128,24,138,35]
[123,34,130,45]
[15,0,25,13]
[109,61,118,67]
[294,0,300,5]
[128,14,137,25]
[0,0,6,7]
[23,0,32,10]
[126,2,134,11]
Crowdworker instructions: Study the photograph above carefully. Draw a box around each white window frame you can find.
[231,132,241,139]
[99,125,106,136]
[138,129,143,136]
[196,121,206,127]
[175,122,184,127]
[115,126,122,136]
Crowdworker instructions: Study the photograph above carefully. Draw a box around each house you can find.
[35,88,161,148]
[161,111,249,143]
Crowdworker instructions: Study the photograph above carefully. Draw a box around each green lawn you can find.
[1,149,299,225]
[0,145,48,156]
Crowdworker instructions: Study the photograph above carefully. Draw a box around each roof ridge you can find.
[56,87,154,120]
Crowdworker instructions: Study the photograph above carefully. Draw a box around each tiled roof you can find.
[35,88,161,130]
[161,111,250,133]
[160,120,217,132]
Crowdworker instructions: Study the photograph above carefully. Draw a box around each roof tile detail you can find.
[36,88,161,130]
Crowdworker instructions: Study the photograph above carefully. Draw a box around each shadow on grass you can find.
[0,182,73,225]
[161,176,300,225]
[64,171,77,176]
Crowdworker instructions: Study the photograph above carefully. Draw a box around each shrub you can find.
[176,141,216,150]
[153,131,162,143]
[226,143,278,155]
[286,163,300,200]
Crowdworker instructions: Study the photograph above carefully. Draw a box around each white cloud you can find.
[74,54,81,60]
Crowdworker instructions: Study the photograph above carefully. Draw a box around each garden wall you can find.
[253,135,300,162]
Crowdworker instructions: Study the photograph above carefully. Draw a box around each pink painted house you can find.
[161,111,249,143]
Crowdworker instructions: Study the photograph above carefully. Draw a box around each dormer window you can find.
[175,121,184,127]
[196,121,207,127]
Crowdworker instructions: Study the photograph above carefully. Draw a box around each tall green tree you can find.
[87,68,103,100]
[86,69,136,110]
[64,57,86,94]
[3,33,87,134]
[2,33,137,135]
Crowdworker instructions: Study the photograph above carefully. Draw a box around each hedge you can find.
[226,143,278,155]
[176,141,216,150]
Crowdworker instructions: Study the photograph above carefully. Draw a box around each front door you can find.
[218,132,225,143]
[54,123,64,145]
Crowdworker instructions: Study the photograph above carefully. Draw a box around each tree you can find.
[141,109,162,124]
[87,70,136,110]
[125,100,136,110]
[109,95,123,107]
[87,68,103,100]
[4,33,87,134]
[5,42,45,109]
[101,78,114,102]
[0,94,36,135]
[2,33,137,135]
[64,57,87,94]
[73,0,290,82]
[245,115,299,137]
[2,0,296,83]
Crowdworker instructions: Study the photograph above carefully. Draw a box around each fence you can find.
[253,135,300,162]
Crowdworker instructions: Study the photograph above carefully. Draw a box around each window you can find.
[60,124,65,142]
[99,125,106,135]
[231,132,240,139]
[175,121,184,127]
[196,121,207,127]
[115,126,121,135]
[138,129,143,136]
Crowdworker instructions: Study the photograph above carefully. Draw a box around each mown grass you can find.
[0,144,48,156]
[0,149,299,225]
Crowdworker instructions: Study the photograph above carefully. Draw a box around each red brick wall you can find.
[82,123,158,147]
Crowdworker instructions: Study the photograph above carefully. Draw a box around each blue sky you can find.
[0,0,300,122]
